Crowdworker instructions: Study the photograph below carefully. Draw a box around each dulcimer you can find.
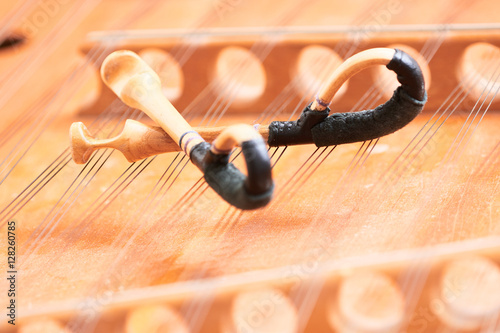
[0,0,499,332]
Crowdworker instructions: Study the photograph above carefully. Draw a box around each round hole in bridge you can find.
[126,305,189,333]
[138,48,184,102]
[214,46,266,108]
[435,256,500,330]
[19,318,69,333]
[329,271,405,333]
[294,45,347,102]
[372,45,431,100]
[226,288,298,333]
[458,42,500,104]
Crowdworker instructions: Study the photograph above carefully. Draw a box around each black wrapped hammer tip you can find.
[190,139,274,210]
[386,48,426,101]
[267,48,427,148]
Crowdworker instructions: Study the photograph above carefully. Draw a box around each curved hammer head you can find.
[101,50,162,110]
